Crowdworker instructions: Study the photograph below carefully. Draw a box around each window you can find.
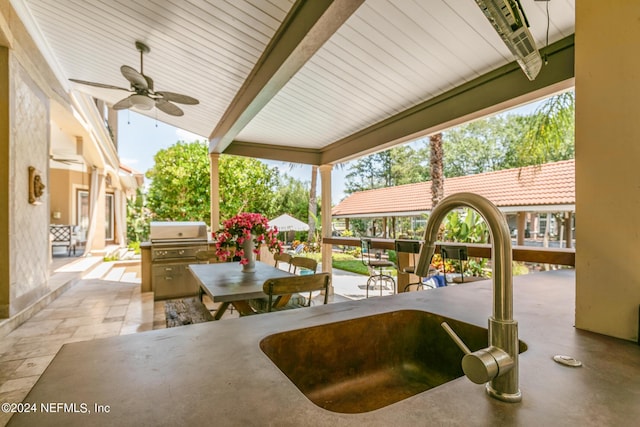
[77,190,89,240]
[105,193,114,241]
[77,190,115,242]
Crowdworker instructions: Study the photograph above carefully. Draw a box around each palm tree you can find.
[430,132,444,208]
[518,91,575,165]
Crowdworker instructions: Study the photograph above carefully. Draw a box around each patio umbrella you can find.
[269,214,309,232]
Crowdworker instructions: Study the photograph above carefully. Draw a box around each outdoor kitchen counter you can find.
[8,270,640,426]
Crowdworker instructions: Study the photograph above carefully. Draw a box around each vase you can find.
[241,235,256,273]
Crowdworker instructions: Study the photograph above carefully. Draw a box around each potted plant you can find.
[212,213,282,272]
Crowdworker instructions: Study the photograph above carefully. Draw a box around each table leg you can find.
[212,302,230,320]
[231,300,257,316]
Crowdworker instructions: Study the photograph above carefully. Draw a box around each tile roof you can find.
[332,159,575,217]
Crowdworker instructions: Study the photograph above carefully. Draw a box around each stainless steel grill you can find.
[149,221,209,300]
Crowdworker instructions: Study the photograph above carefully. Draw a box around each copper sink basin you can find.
[260,309,527,413]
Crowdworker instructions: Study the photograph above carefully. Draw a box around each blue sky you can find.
[117,100,544,202]
[117,111,350,199]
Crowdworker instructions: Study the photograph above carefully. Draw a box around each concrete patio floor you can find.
[0,256,394,426]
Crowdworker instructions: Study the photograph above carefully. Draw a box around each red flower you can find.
[211,212,283,263]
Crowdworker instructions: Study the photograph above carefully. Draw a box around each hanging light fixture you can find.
[129,94,155,110]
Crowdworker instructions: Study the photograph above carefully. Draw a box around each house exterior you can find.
[0,10,138,318]
[333,159,575,246]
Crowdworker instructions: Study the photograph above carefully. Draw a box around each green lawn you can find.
[331,259,369,275]
[296,252,372,276]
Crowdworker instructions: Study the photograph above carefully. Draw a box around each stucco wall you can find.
[49,169,72,225]
[575,1,640,341]
[8,53,51,316]
[49,168,90,226]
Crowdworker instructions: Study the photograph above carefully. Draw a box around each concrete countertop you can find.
[9,270,640,426]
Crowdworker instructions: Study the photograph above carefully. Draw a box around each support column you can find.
[84,168,106,255]
[114,188,126,245]
[576,1,640,341]
[563,212,572,249]
[0,46,9,317]
[319,164,333,294]
[210,153,220,232]
[516,212,526,246]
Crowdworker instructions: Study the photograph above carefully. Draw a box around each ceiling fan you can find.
[69,41,199,117]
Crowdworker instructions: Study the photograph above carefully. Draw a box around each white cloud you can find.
[175,128,204,142]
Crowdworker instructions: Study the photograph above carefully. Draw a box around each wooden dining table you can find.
[188,261,295,320]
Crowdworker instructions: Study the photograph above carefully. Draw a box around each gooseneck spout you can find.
[415,192,521,403]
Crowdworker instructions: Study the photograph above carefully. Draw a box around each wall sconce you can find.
[52,211,61,220]
[28,166,45,205]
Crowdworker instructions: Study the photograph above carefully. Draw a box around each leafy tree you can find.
[441,118,511,176]
[345,146,427,194]
[272,174,309,222]
[517,91,575,165]
[146,141,211,223]
[345,155,378,193]
[146,141,280,225]
[218,155,279,221]
[126,187,150,243]
[430,93,574,177]
[390,146,429,185]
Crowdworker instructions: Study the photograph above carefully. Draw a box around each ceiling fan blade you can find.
[69,79,130,91]
[121,65,148,90]
[156,91,199,105]
[155,99,184,116]
[113,96,133,110]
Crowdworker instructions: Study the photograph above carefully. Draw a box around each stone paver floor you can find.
[0,257,398,426]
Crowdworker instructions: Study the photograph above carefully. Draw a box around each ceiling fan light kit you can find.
[129,94,155,110]
[69,41,199,116]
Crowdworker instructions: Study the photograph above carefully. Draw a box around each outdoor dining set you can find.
[187,238,475,321]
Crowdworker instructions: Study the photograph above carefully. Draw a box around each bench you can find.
[50,225,77,256]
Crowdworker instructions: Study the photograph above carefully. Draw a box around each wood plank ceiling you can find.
[12,0,575,165]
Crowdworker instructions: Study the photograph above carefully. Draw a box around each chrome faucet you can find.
[415,192,522,403]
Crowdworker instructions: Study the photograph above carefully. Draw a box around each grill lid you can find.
[150,221,208,242]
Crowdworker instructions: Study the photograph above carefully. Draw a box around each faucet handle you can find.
[441,322,472,354]
[441,322,514,385]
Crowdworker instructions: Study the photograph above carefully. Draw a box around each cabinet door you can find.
[152,263,199,300]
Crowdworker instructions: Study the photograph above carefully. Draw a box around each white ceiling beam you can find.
[209,0,365,154]
[224,140,321,165]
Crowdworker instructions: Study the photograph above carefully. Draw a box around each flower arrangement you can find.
[212,212,282,264]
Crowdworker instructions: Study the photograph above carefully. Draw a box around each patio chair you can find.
[290,256,317,275]
[50,224,77,256]
[274,252,293,272]
[394,239,437,292]
[261,273,330,313]
[290,256,318,304]
[440,245,468,284]
[361,238,395,297]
